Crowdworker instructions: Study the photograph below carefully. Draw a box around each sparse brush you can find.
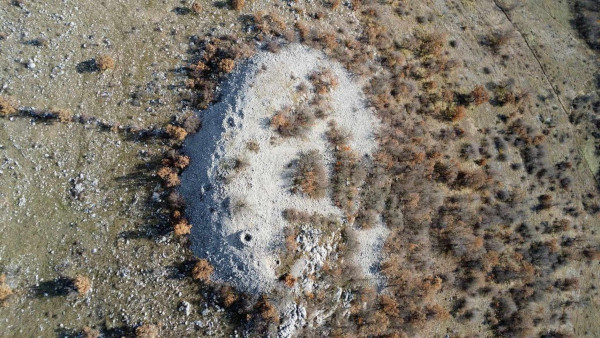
[73,275,91,295]
[309,69,339,95]
[192,259,214,281]
[135,324,159,338]
[0,96,17,116]
[270,106,315,137]
[291,150,328,199]
[96,55,115,71]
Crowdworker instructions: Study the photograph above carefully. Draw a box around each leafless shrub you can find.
[135,324,159,338]
[96,55,115,71]
[291,150,328,199]
[270,106,315,137]
[482,30,514,53]
[192,259,214,281]
[73,275,91,295]
[0,96,17,116]
[173,219,192,236]
[231,0,245,11]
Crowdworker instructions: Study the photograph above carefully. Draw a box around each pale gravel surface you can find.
[180,44,385,295]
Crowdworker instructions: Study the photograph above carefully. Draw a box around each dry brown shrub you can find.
[173,155,190,169]
[270,106,315,137]
[281,273,296,287]
[0,96,17,116]
[96,55,115,71]
[164,172,181,188]
[81,327,100,338]
[191,2,202,14]
[450,105,466,122]
[0,275,13,306]
[292,150,328,199]
[54,109,73,123]
[192,259,214,281]
[309,69,339,95]
[173,219,192,236]
[73,275,91,295]
[231,0,245,11]
[256,295,279,322]
[135,324,159,338]
[471,85,490,105]
[246,140,260,152]
[218,58,236,73]
[157,166,173,179]
[166,124,188,141]
[295,22,310,42]
[220,285,238,307]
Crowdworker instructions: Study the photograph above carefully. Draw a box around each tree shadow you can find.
[172,6,191,15]
[76,59,98,73]
[31,277,74,298]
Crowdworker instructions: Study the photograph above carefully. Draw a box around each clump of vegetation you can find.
[191,2,202,14]
[246,140,260,152]
[218,58,236,73]
[73,275,91,295]
[54,109,73,123]
[165,124,188,141]
[157,167,181,188]
[270,106,315,137]
[470,85,490,105]
[291,150,328,199]
[0,274,13,306]
[482,30,514,53]
[81,327,100,338]
[173,219,192,236]
[96,55,115,71]
[327,123,366,217]
[308,69,339,95]
[192,259,214,282]
[135,324,159,338]
[231,0,245,11]
[0,96,17,116]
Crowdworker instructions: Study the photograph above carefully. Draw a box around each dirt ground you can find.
[0,0,598,337]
